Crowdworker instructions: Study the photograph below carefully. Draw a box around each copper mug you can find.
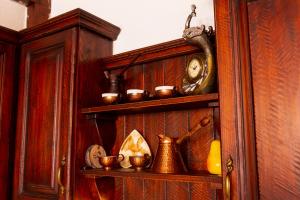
[129,154,152,171]
[99,154,124,170]
[152,134,187,174]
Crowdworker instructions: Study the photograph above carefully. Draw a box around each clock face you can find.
[188,58,202,79]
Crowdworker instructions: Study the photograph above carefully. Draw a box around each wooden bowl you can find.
[101,93,119,104]
[155,86,176,98]
[126,89,148,102]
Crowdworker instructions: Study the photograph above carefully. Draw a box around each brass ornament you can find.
[225,156,233,200]
[182,5,216,95]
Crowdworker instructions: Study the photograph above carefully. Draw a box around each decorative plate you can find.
[119,129,151,168]
[85,144,106,168]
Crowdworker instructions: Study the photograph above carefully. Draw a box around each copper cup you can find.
[126,89,148,102]
[129,154,151,171]
[99,154,124,170]
[101,93,119,105]
[155,86,176,98]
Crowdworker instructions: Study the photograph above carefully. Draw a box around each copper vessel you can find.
[152,117,211,173]
[152,134,187,173]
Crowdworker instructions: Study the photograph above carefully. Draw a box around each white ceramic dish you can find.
[119,129,151,168]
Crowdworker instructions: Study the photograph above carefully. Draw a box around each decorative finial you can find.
[191,4,196,16]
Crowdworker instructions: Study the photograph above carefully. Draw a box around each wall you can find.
[50,0,214,54]
[0,0,27,31]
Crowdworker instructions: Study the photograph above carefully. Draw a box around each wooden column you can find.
[12,0,51,27]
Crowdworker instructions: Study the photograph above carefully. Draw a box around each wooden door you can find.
[0,27,18,200]
[13,29,76,200]
[247,0,300,199]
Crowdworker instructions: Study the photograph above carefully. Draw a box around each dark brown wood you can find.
[214,0,258,199]
[0,26,19,200]
[13,28,76,200]
[19,8,121,43]
[27,0,51,27]
[12,10,120,200]
[81,93,219,114]
[248,0,300,199]
[102,39,199,70]
[81,168,222,188]
[0,26,19,43]
[143,60,166,200]
[79,39,220,199]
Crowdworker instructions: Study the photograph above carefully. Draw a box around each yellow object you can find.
[207,139,222,175]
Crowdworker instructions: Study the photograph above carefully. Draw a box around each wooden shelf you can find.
[81,93,219,115]
[81,168,222,189]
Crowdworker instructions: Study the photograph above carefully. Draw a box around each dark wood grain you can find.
[163,55,190,199]
[190,183,217,200]
[102,39,198,70]
[81,168,222,188]
[187,108,214,171]
[0,25,19,43]
[81,93,219,114]
[214,0,258,199]
[12,10,120,200]
[13,29,76,199]
[143,60,166,200]
[248,0,300,199]
[19,8,120,43]
[26,0,51,28]
[79,31,222,198]
[0,26,18,200]
[72,21,120,200]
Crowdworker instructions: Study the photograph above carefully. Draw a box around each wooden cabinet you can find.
[78,39,223,200]
[4,1,299,199]
[12,9,120,199]
[0,26,19,200]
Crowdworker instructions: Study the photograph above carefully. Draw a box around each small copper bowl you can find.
[126,89,148,102]
[155,86,176,99]
[99,155,124,170]
[129,154,151,171]
[101,93,119,105]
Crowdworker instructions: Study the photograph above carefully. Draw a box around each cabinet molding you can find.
[19,8,120,43]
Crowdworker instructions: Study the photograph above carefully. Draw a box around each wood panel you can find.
[13,29,76,200]
[248,0,300,199]
[73,28,117,199]
[214,0,258,199]
[143,60,165,200]
[23,45,63,193]
[123,64,145,200]
[163,56,189,200]
[0,27,18,200]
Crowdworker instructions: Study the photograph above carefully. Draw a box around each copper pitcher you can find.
[152,134,187,174]
[152,117,211,174]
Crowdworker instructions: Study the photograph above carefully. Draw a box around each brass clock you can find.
[181,53,215,95]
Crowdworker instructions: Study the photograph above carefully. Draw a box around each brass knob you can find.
[225,156,233,200]
[57,156,66,195]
